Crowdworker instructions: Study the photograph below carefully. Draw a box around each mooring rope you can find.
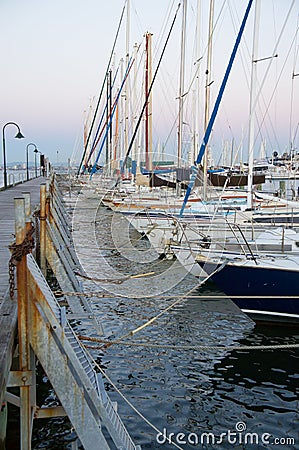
[106,270,224,346]
[74,270,156,284]
[54,290,299,300]
[79,335,299,352]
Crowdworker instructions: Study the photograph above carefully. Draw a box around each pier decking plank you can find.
[0,295,17,404]
[0,178,45,404]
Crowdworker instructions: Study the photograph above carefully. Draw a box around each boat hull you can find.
[197,261,299,322]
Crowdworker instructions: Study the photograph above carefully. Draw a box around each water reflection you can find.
[28,199,299,449]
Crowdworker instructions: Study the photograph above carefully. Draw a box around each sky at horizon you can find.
[0,0,298,169]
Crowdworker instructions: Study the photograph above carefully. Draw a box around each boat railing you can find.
[141,207,298,263]
[225,220,258,264]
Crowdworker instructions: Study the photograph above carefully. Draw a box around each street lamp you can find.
[26,143,38,181]
[2,122,25,189]
[34,148,38,177]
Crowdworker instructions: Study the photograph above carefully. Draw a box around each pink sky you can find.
[0,0,298,167]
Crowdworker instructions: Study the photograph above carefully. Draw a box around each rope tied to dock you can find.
[8,225,35,299]
[78,335,299,352]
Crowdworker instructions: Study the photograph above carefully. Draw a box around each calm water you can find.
[34,200,299,450]
[7,188,299,449]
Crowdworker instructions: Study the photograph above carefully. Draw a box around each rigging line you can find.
[227,0,251,96]
[128,42,146,135]
[175,0,225,136]
[91,60,134,168]
[180,0,254,217]
[83,66,121,169]
[90,58,135,176]
[185,0,227,93]
[255,20,299,156]
[93,40,143,159]
[247,0,296,158]
[117,1,182,183]
[194,0,227,80]
[77,1,127,176]
[83,346,184,450]
[85,61,132,170]
[289,12,299,152]
[82,99,97,168]
[185,0,226,83]
[154,0,177,62]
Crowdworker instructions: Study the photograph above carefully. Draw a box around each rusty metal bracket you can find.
[34,406,67,419]
[7,370,33,387]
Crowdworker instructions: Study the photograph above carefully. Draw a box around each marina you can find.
[1,0,299,448]
[0,173,298,449]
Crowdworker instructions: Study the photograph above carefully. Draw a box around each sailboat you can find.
[109,0,258,252]
[172,0,299,324]
[194,227,299,323]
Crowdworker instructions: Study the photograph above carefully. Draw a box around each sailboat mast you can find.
[145,32,153,172]
[177,0,187,169]
[193,0,202,165]
[105,71,110,167]
[118,2,182,180]
[132,42,139,177]
[108,70,113,170]
[203,0,214,200]
[247,0,261,210]
[124,0,130,164]
[120,57,125,170]
[83,108,88,167]
[180,0,254,217]
[77,3,126,175]
[84,101,94,168]
[113,94,119,165]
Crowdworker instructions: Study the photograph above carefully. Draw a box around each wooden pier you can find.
[0,174,140,450]
[0,177,46,414]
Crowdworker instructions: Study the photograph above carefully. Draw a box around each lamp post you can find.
[26,143,38,181]
[34,148,38,177]
[2,122,25,189]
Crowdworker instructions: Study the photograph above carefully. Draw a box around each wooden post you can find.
[21,192,37,415]
[22,192,31,234]
[15,198,31,450]
[40,184,47,274]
